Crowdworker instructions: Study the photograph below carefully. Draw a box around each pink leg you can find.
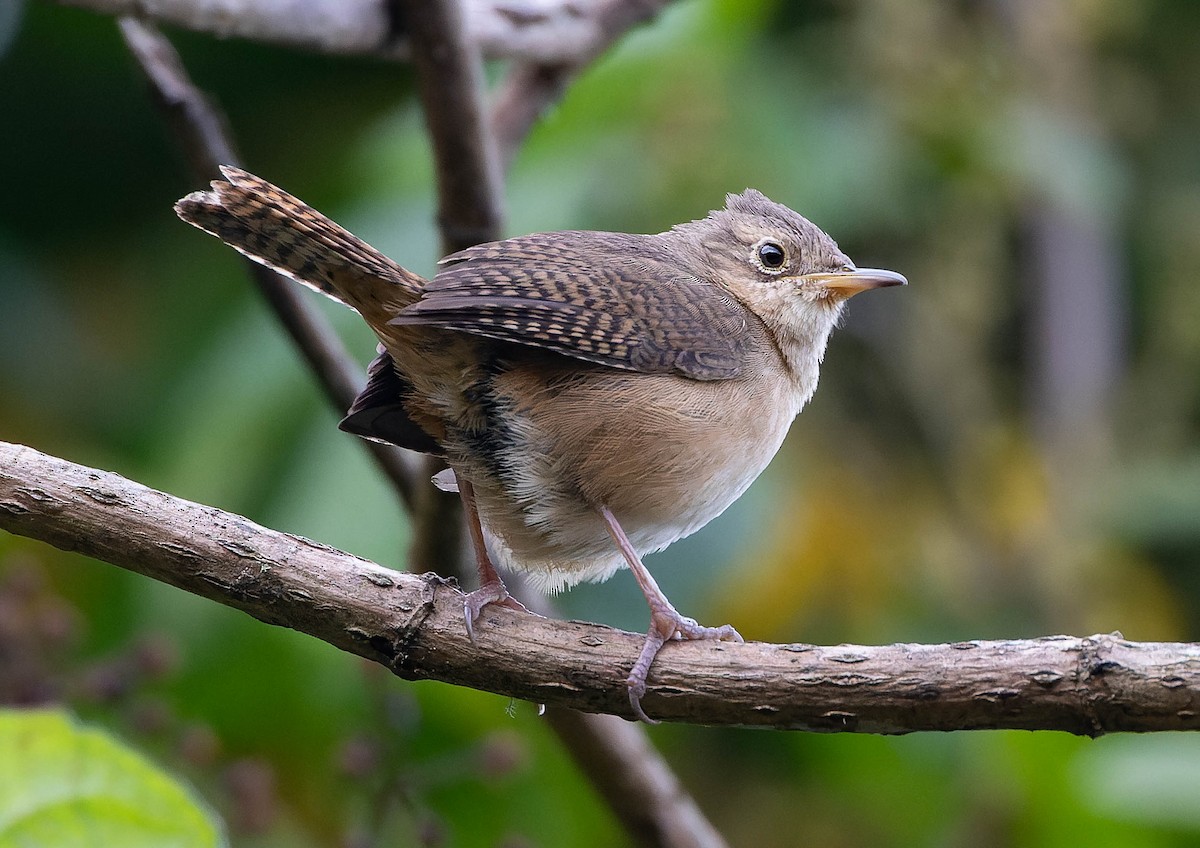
[598,506,742,723]
[458,474,525,642]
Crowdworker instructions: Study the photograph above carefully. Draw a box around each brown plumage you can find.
[176,166,905,721]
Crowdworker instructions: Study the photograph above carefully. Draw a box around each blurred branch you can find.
[59,0,615,63]
[543,708,727,848]
[490,0,676,170]
[4,440,1199,734]
[394,0,504,578]
[1004,0,1126,462]
[400,0,504,256]
[118,17,423,512]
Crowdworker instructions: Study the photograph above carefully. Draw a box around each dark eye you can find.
[757,241,785,269]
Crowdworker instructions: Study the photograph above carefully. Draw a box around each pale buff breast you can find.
[469,346,814,592]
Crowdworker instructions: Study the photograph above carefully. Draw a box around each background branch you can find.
[543,707,727,848]
[399,0,504,256]
[3,440,1198,734]
[60,0,615,63]
[490,0,676,170]
[391,0,504,579]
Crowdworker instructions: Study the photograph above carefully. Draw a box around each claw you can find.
[456,473,525,644]
[625,604,743,723]
[596,504,744,723]
[463,580,527,643]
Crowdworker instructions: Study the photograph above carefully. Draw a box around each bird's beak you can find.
[802,267,908,299]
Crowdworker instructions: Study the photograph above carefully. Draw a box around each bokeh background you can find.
[4,0,1200,844]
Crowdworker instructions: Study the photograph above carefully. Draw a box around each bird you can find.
[175,167,906,722]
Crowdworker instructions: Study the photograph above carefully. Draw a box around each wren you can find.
[176,167,906,722]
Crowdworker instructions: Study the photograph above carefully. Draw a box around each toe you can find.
[462,581,523,643]
[626,681,659,725]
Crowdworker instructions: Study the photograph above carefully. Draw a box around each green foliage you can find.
[0,709,224,848]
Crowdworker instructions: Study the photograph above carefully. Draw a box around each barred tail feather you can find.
[175,166,423,314]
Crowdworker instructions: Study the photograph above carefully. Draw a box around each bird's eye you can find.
[756,241,786,270]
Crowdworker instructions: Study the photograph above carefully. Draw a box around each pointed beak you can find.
[803,267,908,299]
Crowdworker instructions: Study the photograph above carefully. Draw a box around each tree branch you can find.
[400,0,504,255]
[59,0,614,64]
[490,0,677,170]
[543,707,727,848]
[3,440,1198,733]
[392,0,506,579]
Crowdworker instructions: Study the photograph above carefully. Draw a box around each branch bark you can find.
[3,440,1198,734]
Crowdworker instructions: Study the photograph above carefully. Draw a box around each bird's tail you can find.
[175,166,423,319]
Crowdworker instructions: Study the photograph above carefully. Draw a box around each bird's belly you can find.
[620,434,779,552]
[471,365,804,592]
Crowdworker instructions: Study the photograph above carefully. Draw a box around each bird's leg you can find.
[598,506,743,723]
[458,473,525,642]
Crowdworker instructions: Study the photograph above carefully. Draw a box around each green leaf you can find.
[0,709,224,848]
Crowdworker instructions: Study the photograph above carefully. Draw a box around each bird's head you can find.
[668,189,905,353]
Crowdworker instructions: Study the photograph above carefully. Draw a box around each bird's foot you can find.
[594,504,742,722]
[463,579,527,644]
[626,606,743,724]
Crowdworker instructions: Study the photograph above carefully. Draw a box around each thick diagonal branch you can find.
[3,441,1199,733]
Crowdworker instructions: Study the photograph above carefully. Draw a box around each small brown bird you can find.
[176,167,905,721]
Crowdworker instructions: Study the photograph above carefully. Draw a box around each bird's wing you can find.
[391,232,751,381]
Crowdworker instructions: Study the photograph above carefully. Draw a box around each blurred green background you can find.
[4,0,1200,844]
